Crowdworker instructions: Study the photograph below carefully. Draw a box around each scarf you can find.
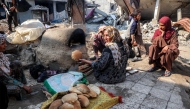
[0,52,10,75]
[152,16,175,40]
[105,42,121,67]
[0,34,6,44]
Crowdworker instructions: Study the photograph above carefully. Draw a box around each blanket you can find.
[173,17,190,32]
[41,87,122,109]
[44,71,88,95]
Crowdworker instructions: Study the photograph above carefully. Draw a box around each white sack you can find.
[6,19,45,44]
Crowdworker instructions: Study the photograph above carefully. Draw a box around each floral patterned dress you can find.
[92,42,128,84]
[0,52,26,91]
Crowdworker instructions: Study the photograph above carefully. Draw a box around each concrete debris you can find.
[25,102,43,109]
[126,67,132,71]
[126,73,130,76]
[141,21,190,45]
[20,47,36,68]
[30,5,48,9]
[178,30,190,41]
[94,8,107,17]
[128,69,139,74]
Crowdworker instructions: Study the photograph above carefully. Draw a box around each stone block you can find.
[132,83,152,94]
[117,80,135,89]
[167,102,185,109]
[149,87,172,101]
[153,79,175,91]
[123,90,147,104]
[137,77,156,87]
[169,91,183,105]
[126,72,147,82]
[142,95,167,109]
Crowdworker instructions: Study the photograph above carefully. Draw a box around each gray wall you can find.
[17,0,35,23]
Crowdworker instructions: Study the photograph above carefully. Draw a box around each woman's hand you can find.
[161,46,168,53]
[79,59,92,65]
[2,4,6,8]
[159,29,165,37]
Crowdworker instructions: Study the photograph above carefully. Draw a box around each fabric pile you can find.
[173,17,190,32]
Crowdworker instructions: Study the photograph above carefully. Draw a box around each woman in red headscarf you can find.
[147,16,179,77]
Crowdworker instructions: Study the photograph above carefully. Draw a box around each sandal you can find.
[146,66,159,72]
[164,71,171,77]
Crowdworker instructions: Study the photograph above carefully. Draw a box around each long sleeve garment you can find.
[92,42,128,84]
[149,30,180,71]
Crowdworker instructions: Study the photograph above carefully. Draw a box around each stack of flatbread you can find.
[49,84,100,109]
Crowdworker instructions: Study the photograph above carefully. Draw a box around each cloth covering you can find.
[6,19,45,44]
[41,87,122,109]
[152,16,175,40]
[43,71,88,95]
[173,17,190,32]
[0,34,6,45]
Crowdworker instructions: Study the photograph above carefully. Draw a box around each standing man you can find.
[1,0,18,34]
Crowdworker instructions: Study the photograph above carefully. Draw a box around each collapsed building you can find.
[0,0,190,69]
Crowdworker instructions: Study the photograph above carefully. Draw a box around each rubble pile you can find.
[30,5,48,10]
[85,0,127,30]
[140,21,190,46]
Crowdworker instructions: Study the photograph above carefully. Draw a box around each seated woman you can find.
[0,35,32,95]
[90,25,106,60]
[147,16,179,77]
[80,26,129,84]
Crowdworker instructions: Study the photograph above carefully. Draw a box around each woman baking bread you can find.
[79,26,129,84]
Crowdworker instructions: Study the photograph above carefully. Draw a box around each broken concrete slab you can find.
[95,8,107,17]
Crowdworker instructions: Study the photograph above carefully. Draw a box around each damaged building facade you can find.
[1,0,190,24]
